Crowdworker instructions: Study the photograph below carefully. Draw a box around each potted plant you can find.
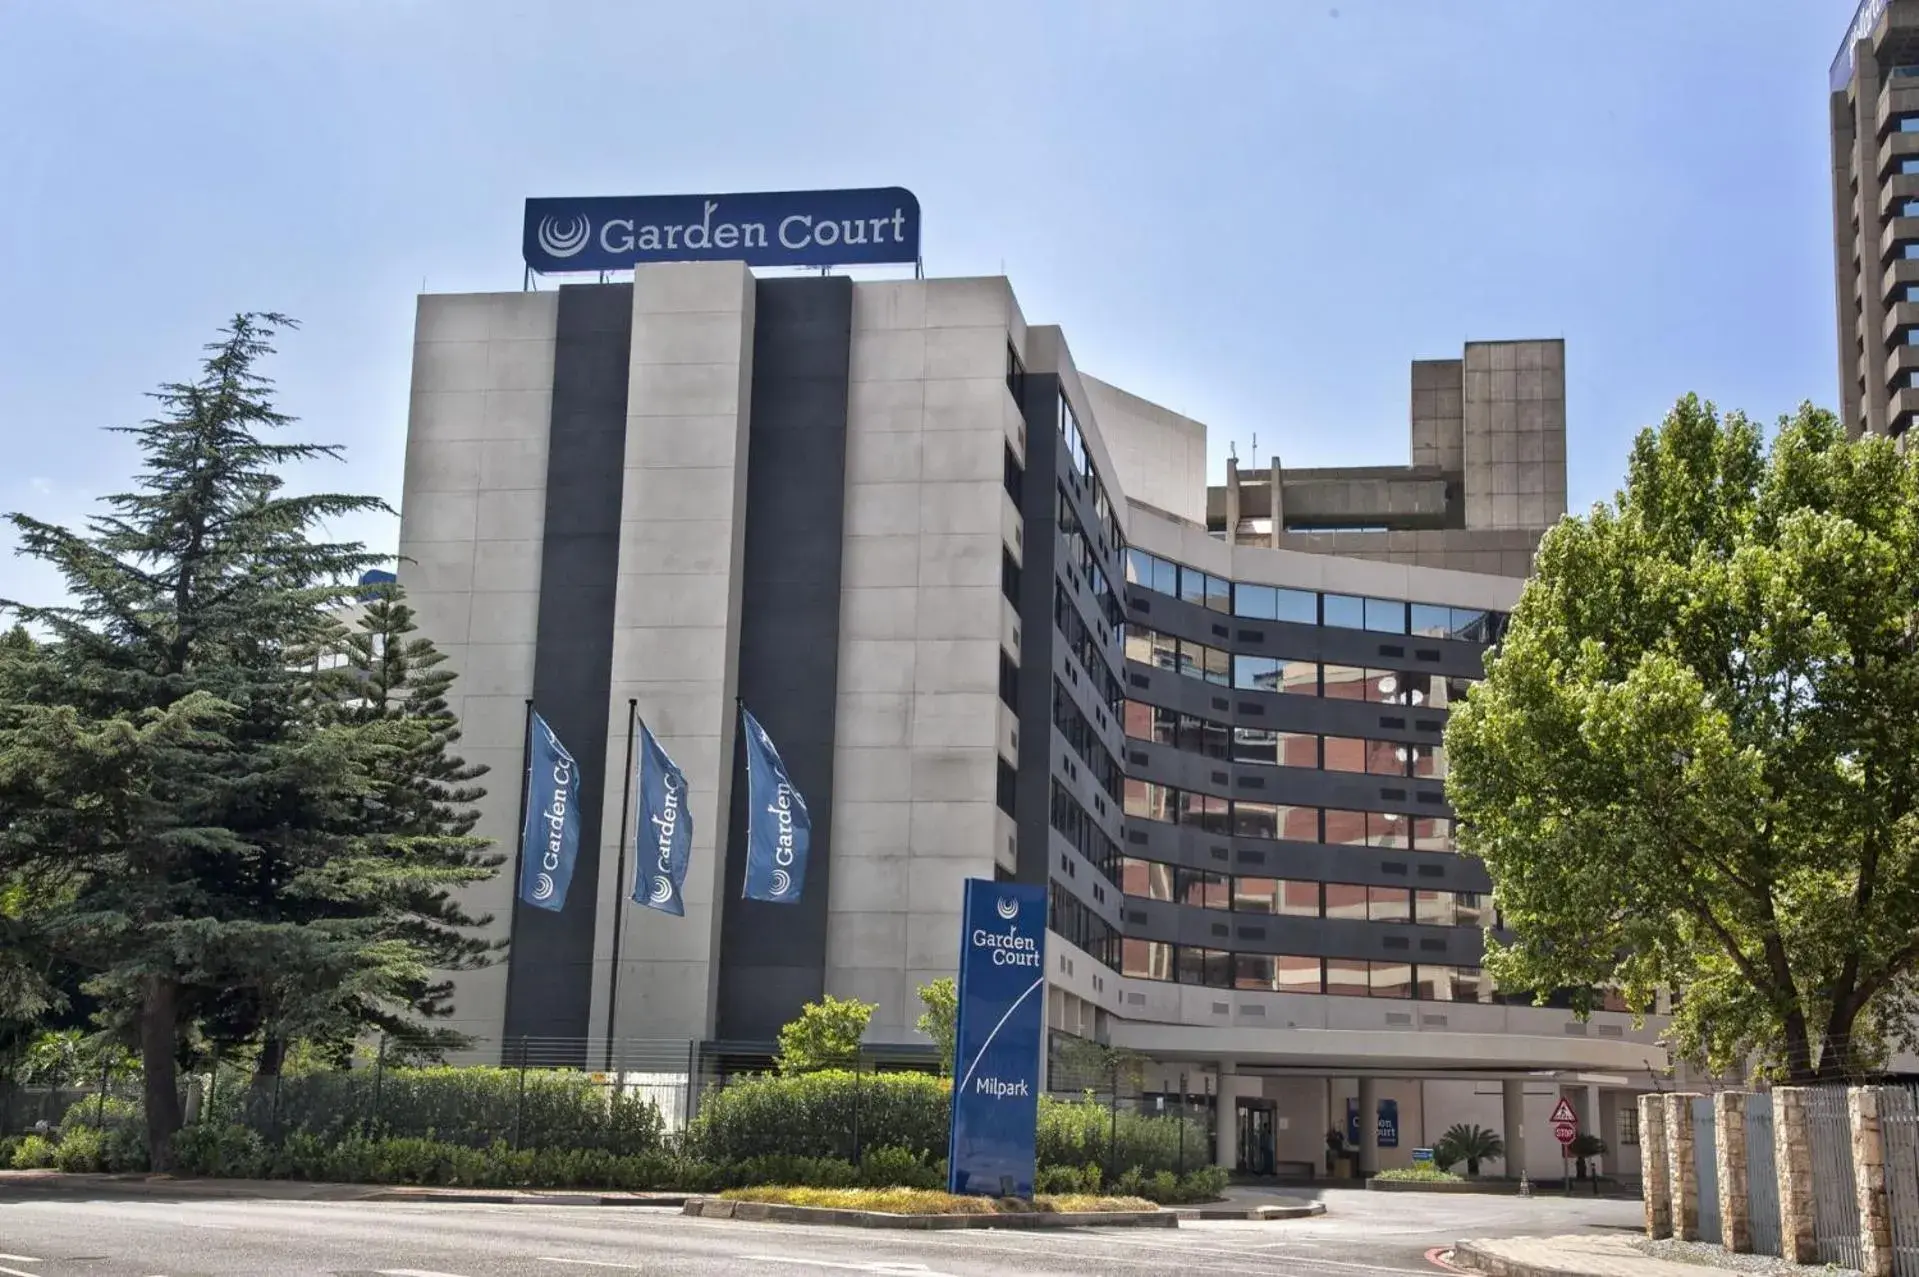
[1434,1123,1504,1177]
[1568,1133,1608,1180]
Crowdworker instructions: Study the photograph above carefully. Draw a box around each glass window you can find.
[1202,718,1230,759]
[1409,742,1445,780]
[1125,548,1155,589]
[1277,803,1320,842]
[1231,728,1316,768]
[1234,583,1276,620]
[1398,671,1437,708]
[1368,886,1411,923]
[1323,736,1365,773]
[1179,565,1207,607]
[1323,593,1365,630]
[1201,645,1230,686]
[1124,779,1177,823]
[1177,946,1232,987]
[1176,639,1201,680]
[1455,891,1491,928]
[1232,800,1317,842]
[1441,675,1474,708]
[1322,664,1367,701]
[1415,890,1455,927]
[1234,878,1320,917]
[1901,115,1919,133]
[1410,603,1453,638]
[1324,882,1368,921]
[1205,573,1232,613]
[1450,607,1492,641]
[1178,869,1229,910]
[1371,962,1414,999]
[1278,656,1317,694]
[1412,816,1453,851]
[1122,699,1155,741]
[1418,966,1493,1003]
[1364,597,1407,634]
[1122,857,1175,901]
[1367,669,1409,704]
[1368,811,1409,847]
[1178,790,1229,834]
[1276,955,1322,994]
[1235,953,1278,990]
[1324,808,1368,846]
[1369,740,1411,776]
[1121,938,1173,981]
[1325,958,1369,996]
[1274,588,1317,624]
[1234,654,1279,692]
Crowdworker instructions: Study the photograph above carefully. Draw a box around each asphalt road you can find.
[0,1188,1643,1276]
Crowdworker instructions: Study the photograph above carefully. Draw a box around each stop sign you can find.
[1553,1119,1579,1145]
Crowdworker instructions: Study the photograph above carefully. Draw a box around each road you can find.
[0,1188,1642,1276]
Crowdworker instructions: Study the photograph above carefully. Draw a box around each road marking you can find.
[539,1262,644,1271]
[376,1270,476,1277]
[0,1259,37,1265]
[738,1260,954,1276]
[0,1267,39,1277]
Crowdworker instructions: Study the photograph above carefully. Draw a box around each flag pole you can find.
[604,699,638,1074]
[501,698,535,1067]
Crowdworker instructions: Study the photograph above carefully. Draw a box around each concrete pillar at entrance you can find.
[1215,1061,1237,1169]
[1502,1078,1526,1179]
[1358,1077,1380,1175]
[1579,1084,1603,1177]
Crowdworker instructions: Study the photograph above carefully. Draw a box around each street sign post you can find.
[1549,1097,1580,1195]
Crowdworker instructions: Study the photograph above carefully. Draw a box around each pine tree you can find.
[0,314,391,1168]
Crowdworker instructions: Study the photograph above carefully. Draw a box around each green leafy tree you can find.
[775,995,875,1073]
[914,977,957,1074]
[1447,396,1919,1082]
[0,314,390,1168]
[1568,1132,1608,1179]
[1433,1123,1504,1176]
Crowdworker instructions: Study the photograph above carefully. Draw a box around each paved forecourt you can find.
[0,1186,1645,1276]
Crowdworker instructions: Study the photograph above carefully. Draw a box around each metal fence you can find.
[1692,1095,1722,1245]
[1885,1084,1919,1277]
[1744,1092,1783,1258]
[1807,1086,1865,1270]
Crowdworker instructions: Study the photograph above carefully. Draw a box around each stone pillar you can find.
[1358,1077,1379,1175]
[1640,1094,1671,1238]
[1214,1061,1236,1170]
[1224,456,1241,546]
[1851,1087,1893,1277]
[1268,457,1284,547]
[1774,1087,1817,1264]
[1714,1091,1752,1253]
[1579,1084,1603,1178]
[1665,1093,1700,1241]
[1502,1078,1526,1179]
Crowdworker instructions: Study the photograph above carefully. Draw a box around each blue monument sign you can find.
[1346,1096,1400,1149]
[946,879,1048,1198]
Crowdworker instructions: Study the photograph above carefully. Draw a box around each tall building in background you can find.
[397,263,1664,1179]
[1830,0,1919,438]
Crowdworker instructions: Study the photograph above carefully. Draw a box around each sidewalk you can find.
[1451,1234,1726,1277]
[0,1170,687,1207]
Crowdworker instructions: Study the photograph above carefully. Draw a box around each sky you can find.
[0,0,1851,607]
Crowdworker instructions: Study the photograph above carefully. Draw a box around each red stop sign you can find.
[1553,1119,1578,1145]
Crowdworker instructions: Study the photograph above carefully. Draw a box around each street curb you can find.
[1173,1202,1325,1220]
[1447,1240,1591,1277]
[682,1197,1179,1230]
[0,1174,687,1209]
[366,1190,690,1208]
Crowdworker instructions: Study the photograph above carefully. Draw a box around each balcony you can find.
[1877,81,1919,136]
[1883,255,1919,302]
[1886,338,1919,385]
[1885,300,1919,343]
[1881,171,1919,217]
[1880,129,1919,177]
[1893,385,1919,433]
[1882,215,1919,262]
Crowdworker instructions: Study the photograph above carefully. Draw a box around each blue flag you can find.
[632,721,693,916]
[741,707,810,903]
[518,712,582,912]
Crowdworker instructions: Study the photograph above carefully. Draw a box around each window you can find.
[1418,966,1493,1003]
[1364,597,1407,634]
[1236,653,1316,694]
[1409,742,1445,780]
[1325,958,1369,997]
[1121,699,1156,742]
[1326,810,1408,847]
[1179,714,1229,759]
[1006,340,1026,402]
[1322,594,1365,630]
[1185,641,1229,686]
[1178,868,1230,910]
[1619,1106,1640,1147]
[1234,878,1320,917]
[999,649,1019,712]
[1276,955,1323,993]
[1177,946,1232,987]
[1322,736,1407,776]
[996,758,1017,817]
[1204,572,1231,613]
[1368,886,1412,923]
[1178,790,1230,834]
[1413,816,1454,851]
[1414,890,1457,926]
[1125,548,1178,597]
[1124,778,1177,823]
[1232,801,1318,842]
[1230,727,1317,768]
[1121,856,1174,901]
[1122,938,1173,981]
[1179,565,1207,607]
[1901,115,1919,133]
[1410,603,1452,637]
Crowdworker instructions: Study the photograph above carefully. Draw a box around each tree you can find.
[1434,1123,1504,1177]
[775,995,874,1073]
[1568,1132,1608,1180]
[915,977,957,1074]
[1447,396,1919,1083]
[0,314,390,1168]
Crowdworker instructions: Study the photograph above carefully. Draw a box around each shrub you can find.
[685,1069,949,1163]
[1374,1165,1463,1183]
[60,1094,141,1133]
[10,1134,55,1169]
[0,1137,17,1167]
[858,1145,942,1190]
[174,1124,269,1179]
[52,1126,105,1172]
[1036,1096,1206,1176]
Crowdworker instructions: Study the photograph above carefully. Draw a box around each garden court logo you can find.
[537,214,590,258]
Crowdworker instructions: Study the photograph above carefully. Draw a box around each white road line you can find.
[538,1262,644,1271]
[0,1266,40,1277]
[376,1270,476,1277]
[0,1258,37,1265]
[738,1260,954,1276]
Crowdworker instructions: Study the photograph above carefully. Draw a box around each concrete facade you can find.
[396,264,1665,1167]
[1830,0,1919,438]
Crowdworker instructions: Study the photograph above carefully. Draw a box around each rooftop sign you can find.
[522,187,920,274]
[1832,0,1890,93]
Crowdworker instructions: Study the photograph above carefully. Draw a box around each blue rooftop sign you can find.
[1833,0,1890,92]
[522,187,920,274]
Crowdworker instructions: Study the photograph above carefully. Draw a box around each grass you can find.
[718,1186,1159,1215]
[1373,1166,1464,1183]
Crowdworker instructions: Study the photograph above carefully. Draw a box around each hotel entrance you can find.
[1235,1098,1277,1175]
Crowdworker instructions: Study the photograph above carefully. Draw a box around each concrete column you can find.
[1502,1078,1525,1179]
[1578,1084,1602,1177]
[1775,1087,1818,1264]
[1215,1061,1236,1169]
[1639,1094,1671,1238]
[1358,1077,1379,1175]
[1268,457,1283,547]
[1851,1087,1893,1277]
[1665,1093,1700,1241]
[1714,1091,1752,1254]
[1853,42,1891,437]
[1224,456,1240,546]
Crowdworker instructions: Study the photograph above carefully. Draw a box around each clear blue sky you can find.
[0,0,1849,604]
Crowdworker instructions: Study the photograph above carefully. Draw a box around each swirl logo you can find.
[537,213,591,259]
[996,896,1019,921]
[647,875,675,906]
[770,868,792,897]
[532,873,556,902]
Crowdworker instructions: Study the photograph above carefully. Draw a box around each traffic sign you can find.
[1550,1097,1580,1146]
